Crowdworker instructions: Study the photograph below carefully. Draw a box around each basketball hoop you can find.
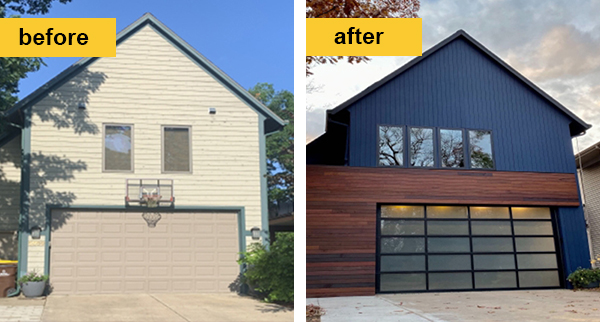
[141,212,162,228]
[142,193,161,208]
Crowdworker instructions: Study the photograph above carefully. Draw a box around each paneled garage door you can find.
[377,205,562,292]
[50,210,240,294]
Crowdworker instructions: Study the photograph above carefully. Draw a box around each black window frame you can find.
[376,125,496,171]
[467,128,496,170]
[376,204,564,293]
[377,124,406,168]
[408,126,436,168]
[438,128,467,169]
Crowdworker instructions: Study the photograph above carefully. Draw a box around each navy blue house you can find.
[306,30,591,297]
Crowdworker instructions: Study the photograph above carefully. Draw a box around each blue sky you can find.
[13,0,293,99]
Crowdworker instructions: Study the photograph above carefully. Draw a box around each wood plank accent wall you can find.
[306,165,581,298]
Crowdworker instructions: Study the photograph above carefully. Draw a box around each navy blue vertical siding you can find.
[347,38,575,173]
[557,206,591,280]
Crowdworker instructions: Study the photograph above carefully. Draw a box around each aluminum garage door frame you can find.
[376,204,565,293]
[41,205,250,277]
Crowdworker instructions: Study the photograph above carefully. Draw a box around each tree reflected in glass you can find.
[379,125,403,166]
[440,129,464,168]
[469,130,494,169]
[410,127,434,167]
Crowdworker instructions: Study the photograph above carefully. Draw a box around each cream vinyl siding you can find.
[0,135,21,260]
[28,25,262,250]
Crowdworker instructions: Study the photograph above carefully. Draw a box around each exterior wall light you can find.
[208,107,216,114]
[78,102,86,110]
[250,227,261,240]
[30,226,42,239]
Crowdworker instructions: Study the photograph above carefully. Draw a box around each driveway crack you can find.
[378,296,441,322]
[149,294,191,322]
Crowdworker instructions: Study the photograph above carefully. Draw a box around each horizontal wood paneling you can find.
[306,165,581,298]
[308,165,580,206]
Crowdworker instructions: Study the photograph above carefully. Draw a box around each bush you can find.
[567,268,600,289]
[238,232,293,303]
[18,271,48,284]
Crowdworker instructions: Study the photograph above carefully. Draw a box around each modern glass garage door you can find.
[377,205,562,292]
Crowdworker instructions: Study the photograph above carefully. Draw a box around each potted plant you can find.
[18,271,48,297]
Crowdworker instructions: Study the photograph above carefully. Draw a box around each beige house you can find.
[0,13,285,295]
[576,142,600,266]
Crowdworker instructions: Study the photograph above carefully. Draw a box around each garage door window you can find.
[378,205,561,292]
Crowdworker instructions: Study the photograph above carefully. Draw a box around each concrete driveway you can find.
[1,293,292,322]
[308,290,600,322]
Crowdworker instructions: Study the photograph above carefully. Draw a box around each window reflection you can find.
[440,129,464,167]
[410,127,434,167]
[379,125,404,166]
[469,130,494,169]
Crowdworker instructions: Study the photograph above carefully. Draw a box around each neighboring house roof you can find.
[2,13,286,134]
[325,29,590,137]
[576,141,600,169]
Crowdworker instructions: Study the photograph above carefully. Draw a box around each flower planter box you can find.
[21,281,46,298]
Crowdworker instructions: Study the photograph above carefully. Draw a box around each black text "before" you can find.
[20,28,88,45]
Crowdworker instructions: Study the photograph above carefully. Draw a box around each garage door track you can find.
[42,293,293,322]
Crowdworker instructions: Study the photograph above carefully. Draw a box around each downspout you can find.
[574,132,597,266]
[8,109,31,297]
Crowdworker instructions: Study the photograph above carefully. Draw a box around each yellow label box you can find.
[306,18,422,56]
[0,18,116,57]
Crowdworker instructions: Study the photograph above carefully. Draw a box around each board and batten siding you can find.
[0,135,21,260]
[345,37,576,174]
[27,25,262,271]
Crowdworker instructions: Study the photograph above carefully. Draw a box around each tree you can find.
[306,0,420,75]
[248,83,294,207]
[0,0,72,130]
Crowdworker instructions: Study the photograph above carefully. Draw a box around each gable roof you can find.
[326,29,590,137]
[3,13,286,134]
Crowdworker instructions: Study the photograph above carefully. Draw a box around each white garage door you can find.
[49,210,240,294]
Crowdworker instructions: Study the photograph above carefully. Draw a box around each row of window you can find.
[378,125,495,169]
[104,124,191,173]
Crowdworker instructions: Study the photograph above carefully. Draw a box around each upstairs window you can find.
[163,126,192,173]
[378,125,404,166]
[104,124,133,172]
[439,129,465,168]
[409,127,434,167]
[469,130,494,169]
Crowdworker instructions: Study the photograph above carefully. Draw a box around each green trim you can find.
[258,115,270,248]
[9,107,31,297]
[3,13,286,134]
[43,205,249,275]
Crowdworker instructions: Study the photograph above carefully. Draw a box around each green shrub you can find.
[567,268,600,289]
[18,271,48,284]
[238,232,293,303]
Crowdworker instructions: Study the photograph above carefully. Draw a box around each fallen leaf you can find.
[477,305,485,309]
